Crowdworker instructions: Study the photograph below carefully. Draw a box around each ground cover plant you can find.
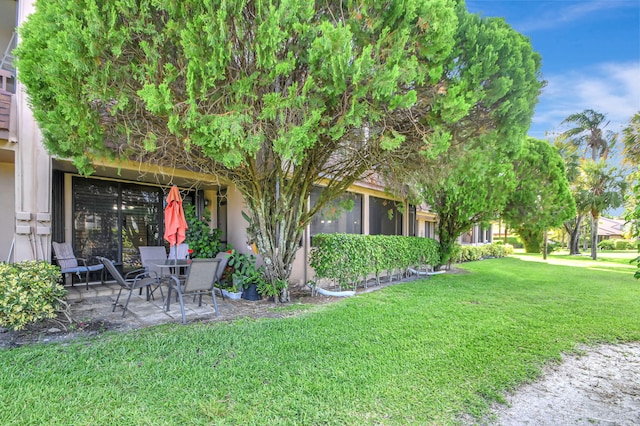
[1,257,639,425]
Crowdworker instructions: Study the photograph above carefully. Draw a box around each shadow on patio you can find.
[62,280,328,330]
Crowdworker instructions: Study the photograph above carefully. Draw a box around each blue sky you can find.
[466,0,640,141]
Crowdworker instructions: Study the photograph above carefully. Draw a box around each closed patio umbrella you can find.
[164,185,188,260]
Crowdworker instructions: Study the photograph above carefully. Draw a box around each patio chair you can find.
[139,245,168,276]
[213,252,231,300]
[138,246,169,298]
[98,257,161,317]
[165,258,221,324]
[52,242,104,290]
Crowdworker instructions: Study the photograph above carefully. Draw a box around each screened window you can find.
[72,177,194,270]
[310,187,362,237]
[408,205,417,236]
[369,195,403,236]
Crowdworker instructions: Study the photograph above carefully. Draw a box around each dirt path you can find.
[489,342,640,425]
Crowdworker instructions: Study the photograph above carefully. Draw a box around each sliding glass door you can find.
[72,177,194,270]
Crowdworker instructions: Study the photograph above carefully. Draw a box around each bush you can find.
[310,234,439,288]
[184,204,224,258]
[598,239,615,250]
[614,239,632,250]
[0,261,67,331]
[546,240,561,254]
[450,243,514,264]
[506,236,523,249]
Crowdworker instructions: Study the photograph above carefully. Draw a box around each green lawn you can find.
[1,257,639,425]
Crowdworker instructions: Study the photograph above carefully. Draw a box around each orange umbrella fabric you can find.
[163,185,188,249]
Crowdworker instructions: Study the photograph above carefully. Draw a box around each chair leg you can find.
[112,288,123,312]
[211,289,219,316]
[175,290,186,324]
[122,288,135,317]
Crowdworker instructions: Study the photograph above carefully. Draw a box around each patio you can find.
[63,281,291,330]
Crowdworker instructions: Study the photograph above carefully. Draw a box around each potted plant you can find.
[213,253,243,299]
[183,204,224,258]
[227,250,263,301]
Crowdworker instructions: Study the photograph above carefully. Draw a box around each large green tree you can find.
[18,0,466,300]
[502,138,576,253]
[384,5,543,267]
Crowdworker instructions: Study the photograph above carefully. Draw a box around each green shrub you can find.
[614,239,632,250]
[546,240,561,254]
[0,261,66,331]
[450,243,513,264]
[506,236,524,249]
[310,234,439,288]
[598,239,615,250]
[184,204,224,258]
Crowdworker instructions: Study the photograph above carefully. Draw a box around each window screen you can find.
[369,195,403,236]
[310,187,362,237]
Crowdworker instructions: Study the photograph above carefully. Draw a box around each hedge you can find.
[450,243,514,264]
[310,234,440,290]
[598,239,635,250]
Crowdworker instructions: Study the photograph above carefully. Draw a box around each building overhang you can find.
[52,157,228,190]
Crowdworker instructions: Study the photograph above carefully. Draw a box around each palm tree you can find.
[561,109,621,260]
[562,109,615,161]
[622,111,640,166]
[554,135,585,255]
[578,160,627,260]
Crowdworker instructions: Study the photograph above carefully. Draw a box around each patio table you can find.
[146,259,191,297]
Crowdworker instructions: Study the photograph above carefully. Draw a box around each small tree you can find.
[382,6,543,267]
[183,204,224,259]
[502,138,576,253]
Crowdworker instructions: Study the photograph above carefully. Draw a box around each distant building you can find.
[597,217,627,242]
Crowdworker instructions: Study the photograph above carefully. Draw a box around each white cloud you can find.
[530,61,640,138]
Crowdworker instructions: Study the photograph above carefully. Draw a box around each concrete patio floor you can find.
[64,281,261,329]
[62,280,326,331]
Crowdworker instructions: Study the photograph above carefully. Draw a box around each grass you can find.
[1,256,639,425]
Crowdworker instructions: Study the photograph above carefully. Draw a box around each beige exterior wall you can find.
[0,159,15,262]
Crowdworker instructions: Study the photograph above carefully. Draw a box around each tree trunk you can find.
[591,211,599,260]
[543,229,548,260]
[564,215,583,255]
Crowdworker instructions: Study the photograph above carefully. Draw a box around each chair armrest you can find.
[125,270,157,284]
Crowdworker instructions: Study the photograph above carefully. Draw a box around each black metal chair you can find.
[98,257,161,317]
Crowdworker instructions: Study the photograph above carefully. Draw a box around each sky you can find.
[466,0,640,143]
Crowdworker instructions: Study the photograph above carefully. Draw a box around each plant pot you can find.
[221,289,242,300]
[241,283,261,301]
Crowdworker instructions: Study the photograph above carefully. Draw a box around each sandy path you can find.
[490,342,640,425]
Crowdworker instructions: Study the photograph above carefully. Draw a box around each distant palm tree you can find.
[561,109,615,161]
[622,111,640,166]
[561,109,622,260]
[578,161,627,260]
